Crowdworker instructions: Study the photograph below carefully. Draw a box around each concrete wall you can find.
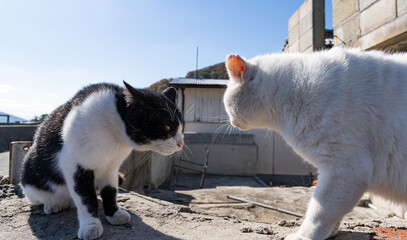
[176,133,257,176]
[183,122,314,176]
[333,0,407,51]
[285,0,325,53]
[0,125,38,152]
[119,150,173,191]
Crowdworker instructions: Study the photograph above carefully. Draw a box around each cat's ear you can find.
[162,87,176,103]
[226,54,246,83]
[123,80,144,105]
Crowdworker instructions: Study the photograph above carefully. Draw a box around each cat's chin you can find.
[154,149,181,156]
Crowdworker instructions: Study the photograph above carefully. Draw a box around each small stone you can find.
[255,226,272,235]
[0,177,9,185]
[277,220,287,226]
[240,227,253,233]
[178,206,195,213]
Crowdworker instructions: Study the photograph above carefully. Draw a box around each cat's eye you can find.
[164,125,171,132]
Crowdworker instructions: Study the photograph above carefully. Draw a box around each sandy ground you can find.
[1,181,406,240]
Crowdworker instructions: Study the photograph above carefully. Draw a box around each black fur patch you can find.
[100,186,118,217]
[74,165,98,218]
[117,83,184,145]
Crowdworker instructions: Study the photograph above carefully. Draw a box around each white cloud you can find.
[0,84,20,94]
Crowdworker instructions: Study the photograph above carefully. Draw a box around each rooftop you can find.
[169,78,229,88]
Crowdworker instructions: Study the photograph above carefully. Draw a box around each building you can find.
[285,0,407,53]
[169,78,316,186]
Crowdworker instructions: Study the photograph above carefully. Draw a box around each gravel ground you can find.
[1,184,406,239]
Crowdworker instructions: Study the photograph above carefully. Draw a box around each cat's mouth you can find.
[155,147,182,156]
[231,120,249,131]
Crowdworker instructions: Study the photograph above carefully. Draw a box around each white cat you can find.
[223,48,407,240]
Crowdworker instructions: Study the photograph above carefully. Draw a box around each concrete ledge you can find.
[0,125,38,152]
[184,132,255,145]
[257,174,313,187]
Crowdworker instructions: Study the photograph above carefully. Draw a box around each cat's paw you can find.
[106,209,131,225]
[78,218,103,240]
[285,233,311,240]
[43,205,62,214]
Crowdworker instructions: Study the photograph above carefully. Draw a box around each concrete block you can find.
[354,12,407,49]
[289,40,300,53]
[299,29,313,52]
[333,14,361,46]
[333,0,359,27]
[300,12,313,36]
[299,0,312,20]
[9,141,31,184]
[288,9,299,31]
[288,24,300,45]
[398,0,407,16]
[359,0,378,10]
[360,0,397,34]
[303,47,314,53]
[332,0,342,7]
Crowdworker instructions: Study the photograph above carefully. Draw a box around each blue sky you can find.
[0,0,332,120]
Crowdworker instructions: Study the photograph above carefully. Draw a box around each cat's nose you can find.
[177,142,184,148]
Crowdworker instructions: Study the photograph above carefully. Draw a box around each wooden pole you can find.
[227,195,303,218]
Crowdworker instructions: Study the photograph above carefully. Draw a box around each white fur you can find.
[224,48,407,240]
[24,89,183,239]
[23,183,73,214]
[106,208,131,225]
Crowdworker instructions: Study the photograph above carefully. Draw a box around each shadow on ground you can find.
[27,202,180,240]
[333,231,374,240]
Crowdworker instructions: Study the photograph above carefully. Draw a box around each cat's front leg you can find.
[100,185,130,225]
[99,171,130,225]
[68,165,103,240]
[286,166,369,240]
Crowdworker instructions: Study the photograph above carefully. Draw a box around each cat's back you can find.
[34,83,122,146]
[21,83,124,188]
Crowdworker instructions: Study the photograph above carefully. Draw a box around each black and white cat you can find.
[21,81,184,239]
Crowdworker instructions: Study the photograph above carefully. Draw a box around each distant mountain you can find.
[185,62,228,79]
[148,78,172,93]
[0,112,26,123]
[148,62,228,92]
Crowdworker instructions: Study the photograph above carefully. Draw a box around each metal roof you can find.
[169,78,229,87]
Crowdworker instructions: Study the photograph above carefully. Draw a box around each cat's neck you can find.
[257,52,340,137]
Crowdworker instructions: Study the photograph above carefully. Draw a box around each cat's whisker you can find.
[183,144,194,157]
[212,122,229,143]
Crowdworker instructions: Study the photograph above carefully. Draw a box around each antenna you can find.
[195,46,199,79]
